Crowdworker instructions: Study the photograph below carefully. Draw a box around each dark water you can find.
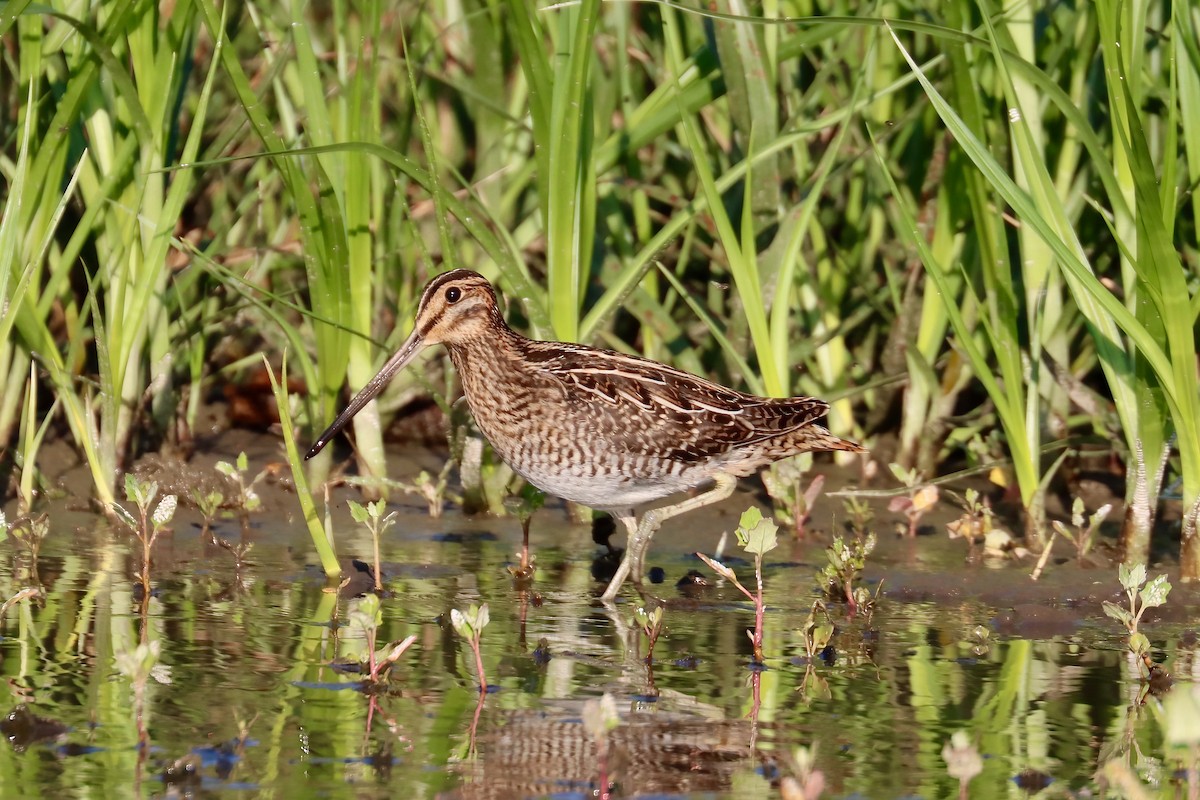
[0,490,1193,799]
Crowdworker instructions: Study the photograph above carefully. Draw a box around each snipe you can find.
[306,269,865,601]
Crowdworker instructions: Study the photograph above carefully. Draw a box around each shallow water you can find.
[1,457,1197,799]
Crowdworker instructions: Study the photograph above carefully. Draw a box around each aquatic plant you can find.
[110,474,177,588]
[581,693,619,800]
[504,484,546,581]
[450,602,490,692]
[263,356,341,580]
[1050,497,1112,564]
[348,499,398,593]
[191,488,225,543]
[403,467,454,518]
[1102,564,1171,672]
[818,532,878,617]
[215,452,265,516]
[348,594,418,684]
[696,507,778,665]
[633,604,666,665]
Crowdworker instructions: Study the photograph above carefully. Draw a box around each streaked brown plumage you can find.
[307,269,865,600]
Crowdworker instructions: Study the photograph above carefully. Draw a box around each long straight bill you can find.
[304,330,426,459]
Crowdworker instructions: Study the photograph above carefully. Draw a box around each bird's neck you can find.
[445,319,529,378]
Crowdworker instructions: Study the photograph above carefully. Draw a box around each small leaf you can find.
[1102,601,1133,626]
[110,503,138,532]
[475,602,490,631]
[348,500,369,523]
[1128,632,1151,657]
[1122,563,1147,592]
[368,499,386,519]
[124,473,140,503]
[237,451,249,472]
[1071,497,1085,529]
[152,495,178,528]
[695,552,737,582]
[215,461,236,478]
[740,513,779,556]
[738,506,765,532]
[1140,574,1172,608]
[450,608,472,640]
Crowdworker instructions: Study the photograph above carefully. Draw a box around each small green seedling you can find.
[504,484,546,580]
[110,474,177,587]
[348,594,418,684]
[191,488,225,542]
[215,452,265,514]
[582,693,620,800]
[888,464,939,537]
[1102,564,1171,670]
[842,497,874,538]
[942,731,983,800]
[450,602,490,691]
[349,499,398,592]
[633,604,665,664]
[695,507,778,664]
[819,532,878,617]
[1051,497,1111,563]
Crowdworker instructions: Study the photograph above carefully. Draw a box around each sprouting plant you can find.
[1102,564,1171,672]
[941,731,982,800]
[404,464,455,517]
[110,474,177,588]
[348,594,418,684]
[191,488,225,543]
[215,452,265,515]
[762,459,825,538]
[349,499,398,592]
[695,507,778,665]
[505,484,545,580]
[450,602,490,692]
[801,600,834,662]
[818,532,878,617]
[582,693,619,800]
[842,497,874,538]
[887,464,939,537]
[945,488,995,548]
[780,745,826,800]
[1051,497,1112,563]
[633,604,665,664]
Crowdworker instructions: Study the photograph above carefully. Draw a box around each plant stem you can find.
[472,639,487,692]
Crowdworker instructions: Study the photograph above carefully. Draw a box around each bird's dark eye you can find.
[445,286,462,304]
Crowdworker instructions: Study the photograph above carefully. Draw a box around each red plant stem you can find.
[753,556,765,663]
[472,639,487,692]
